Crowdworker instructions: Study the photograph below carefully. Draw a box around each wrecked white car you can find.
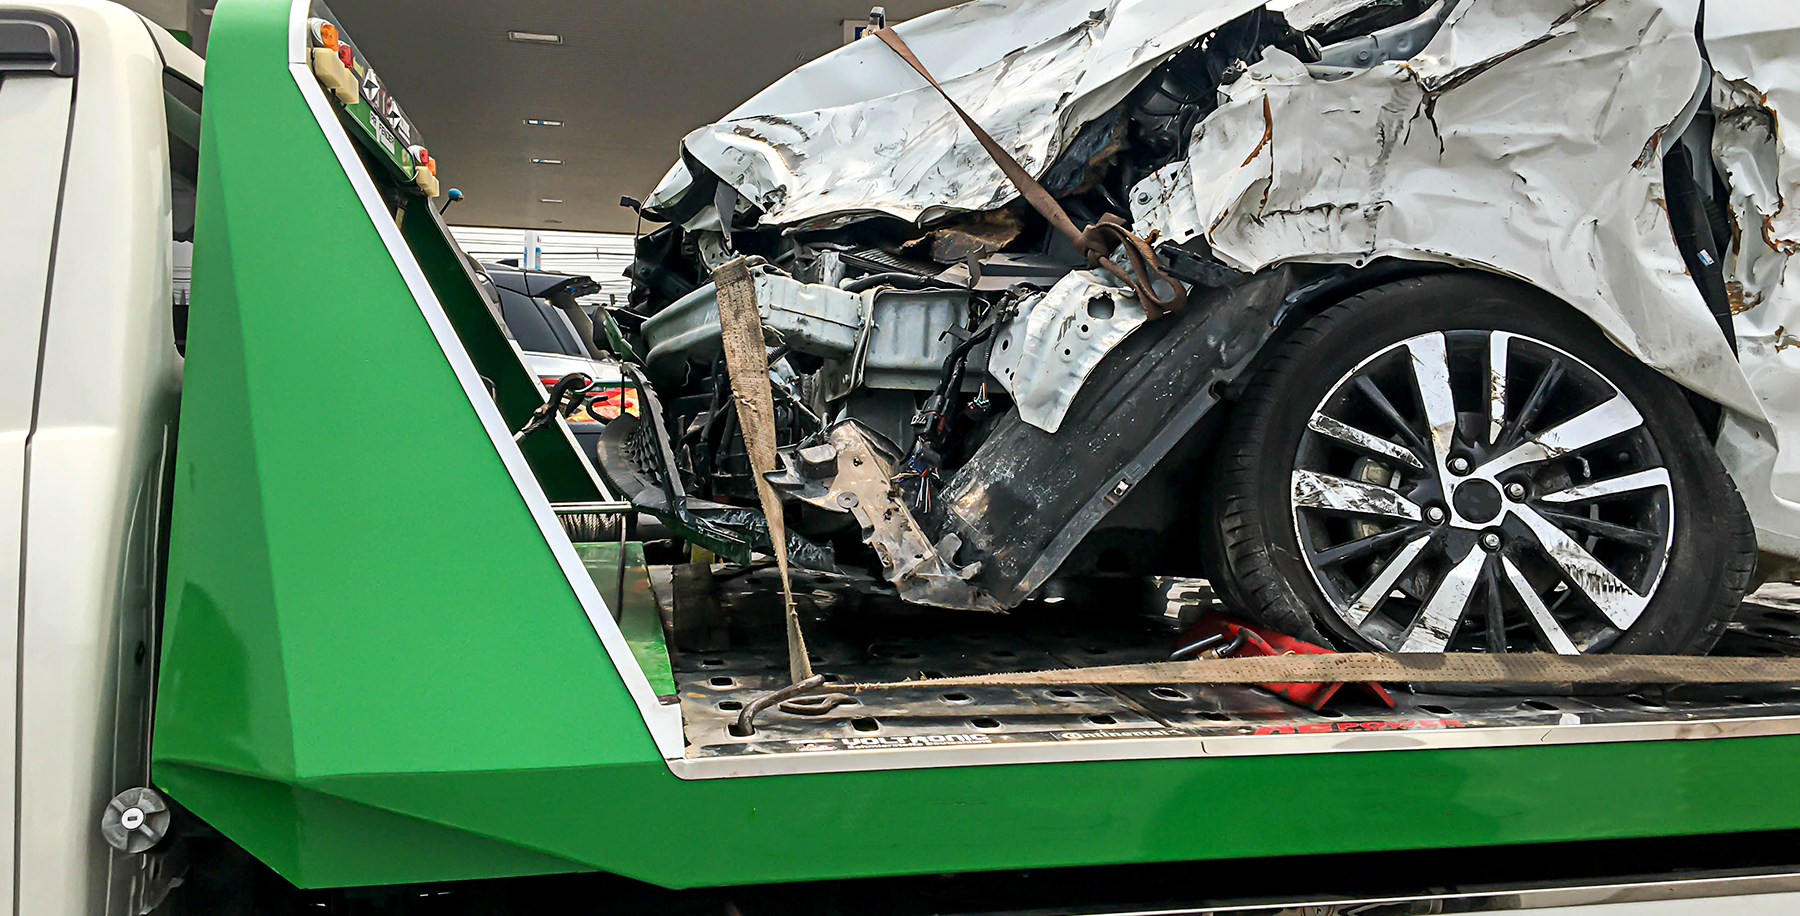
[602,0,1800,657]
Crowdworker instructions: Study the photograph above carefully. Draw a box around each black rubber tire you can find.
[1204,274,1756,655]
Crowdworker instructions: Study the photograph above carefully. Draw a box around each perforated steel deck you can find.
[650,569,1800,761]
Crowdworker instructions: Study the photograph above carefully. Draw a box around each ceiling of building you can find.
[323,0,955,233]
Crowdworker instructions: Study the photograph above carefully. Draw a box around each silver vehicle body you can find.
[647,0,1800,567]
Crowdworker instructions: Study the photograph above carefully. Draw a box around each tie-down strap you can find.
[839,652,1800,689]
[871,26,1188,319]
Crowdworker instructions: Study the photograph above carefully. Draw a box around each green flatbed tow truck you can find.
[9,0,1800,912]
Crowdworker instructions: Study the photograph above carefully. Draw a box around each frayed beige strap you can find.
[712,258,814,684]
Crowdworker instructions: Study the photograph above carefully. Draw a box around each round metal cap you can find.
[101,787,170,854]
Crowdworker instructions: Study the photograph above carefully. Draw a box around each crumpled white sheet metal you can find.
[648,0,1275,229]
[1699,7,1800,540]
[1130,0,1763,422]
[988,271,1146,433]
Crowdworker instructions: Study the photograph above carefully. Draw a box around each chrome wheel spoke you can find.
[1398,544,1488,652]
[1540,468,1670,504]
[1308,415,1424,470]
[1480,395,1643,476]
[1488,331,1510,445]
[1291,469,1423,522]
[1501,557,1581,654]
[1512,504,1649,629]
[1343,534,1433,626]
[1404,333,1458,470]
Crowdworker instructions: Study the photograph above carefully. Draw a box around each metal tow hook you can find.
[731,674,829,737]
[512,372,593,442]
[1168,630,1249,662]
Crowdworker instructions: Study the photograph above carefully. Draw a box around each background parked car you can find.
[474,260,635,459]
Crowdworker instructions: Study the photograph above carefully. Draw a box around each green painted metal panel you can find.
[156,0,1800,892]
[394,194,601,501]
[575,542,676,698]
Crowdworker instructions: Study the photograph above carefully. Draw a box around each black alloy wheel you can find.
[1204,274,1755,655]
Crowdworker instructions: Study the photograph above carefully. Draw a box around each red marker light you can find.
[337,42,354,70]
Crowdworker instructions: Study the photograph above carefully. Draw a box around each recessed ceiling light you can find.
[539,198,563,203]
[524,119,563,127]
[507,30,562,44]
[529,158,562,165]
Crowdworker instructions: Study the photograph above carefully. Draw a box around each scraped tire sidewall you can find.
[1218,276,1747,655]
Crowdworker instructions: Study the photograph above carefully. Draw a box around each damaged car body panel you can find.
[1699,6,1800,560]
[605,0,1800,618]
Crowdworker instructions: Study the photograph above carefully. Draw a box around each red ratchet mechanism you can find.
[1173,612,1395,711]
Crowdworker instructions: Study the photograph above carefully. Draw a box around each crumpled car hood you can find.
[654,0,1778,423]
[648,0,1280,229]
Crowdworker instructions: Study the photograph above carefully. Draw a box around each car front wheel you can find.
[1205,274,1755,655]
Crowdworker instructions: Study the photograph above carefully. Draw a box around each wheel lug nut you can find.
[1505,482,1526,500]
[1426,506,1446,524]
[1481,532,1502,551]
[1449,457,1471,475]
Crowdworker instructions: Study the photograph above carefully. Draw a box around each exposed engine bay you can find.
[592,0,1800,643]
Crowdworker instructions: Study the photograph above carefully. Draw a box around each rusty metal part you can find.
[902,208,1025,265]
[767,420,1004,611]
[871,26,1187,318]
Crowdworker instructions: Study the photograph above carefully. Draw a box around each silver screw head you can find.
[1481,532,1502,550]
[1426,506,1446,524]
[1449,456,1471,475]
[1505,482,1526,500]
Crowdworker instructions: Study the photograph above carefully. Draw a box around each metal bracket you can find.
[767,421,1003,611]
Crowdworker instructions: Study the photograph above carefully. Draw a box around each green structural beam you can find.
[156,0,1800,892]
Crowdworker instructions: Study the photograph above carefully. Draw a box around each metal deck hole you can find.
[1048,688,1081,700]
[700,658,724,668]
[941,692,973,705]
[709,676,734,688]
[1199,711,1231,721]
[1086,714,1117,725]
[1523,699,1560,711]
[718,700,744,712]
[851,717,881,732]
[1418,704,1454,715]
[1150,687,1188,700]
[970,717,1001,729]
